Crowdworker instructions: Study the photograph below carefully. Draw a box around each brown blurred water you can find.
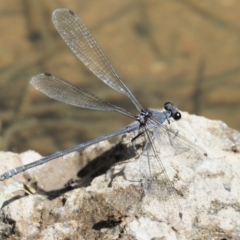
[0,0,239,155]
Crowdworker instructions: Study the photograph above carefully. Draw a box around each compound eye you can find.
[164,102,173,110]
[174,112,181,120]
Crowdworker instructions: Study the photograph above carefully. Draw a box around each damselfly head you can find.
[164,102,181,121]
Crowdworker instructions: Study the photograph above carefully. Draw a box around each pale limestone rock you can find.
[0,112,240,239]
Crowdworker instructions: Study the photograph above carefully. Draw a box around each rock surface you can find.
[0,111,240,240]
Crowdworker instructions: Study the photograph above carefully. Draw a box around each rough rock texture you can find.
[0,112,240,240]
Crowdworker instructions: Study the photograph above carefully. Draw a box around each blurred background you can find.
[0,0,239,155]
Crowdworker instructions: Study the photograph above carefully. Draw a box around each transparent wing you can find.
[52,8,142,112]
[129,116,208,222]
[152,118,207,162]
[121,125,183,222]
[141,127,183,222]
[30,73,134,118]
[142,117,207,219]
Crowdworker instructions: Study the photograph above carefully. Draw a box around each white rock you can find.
[0,112,240,239]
